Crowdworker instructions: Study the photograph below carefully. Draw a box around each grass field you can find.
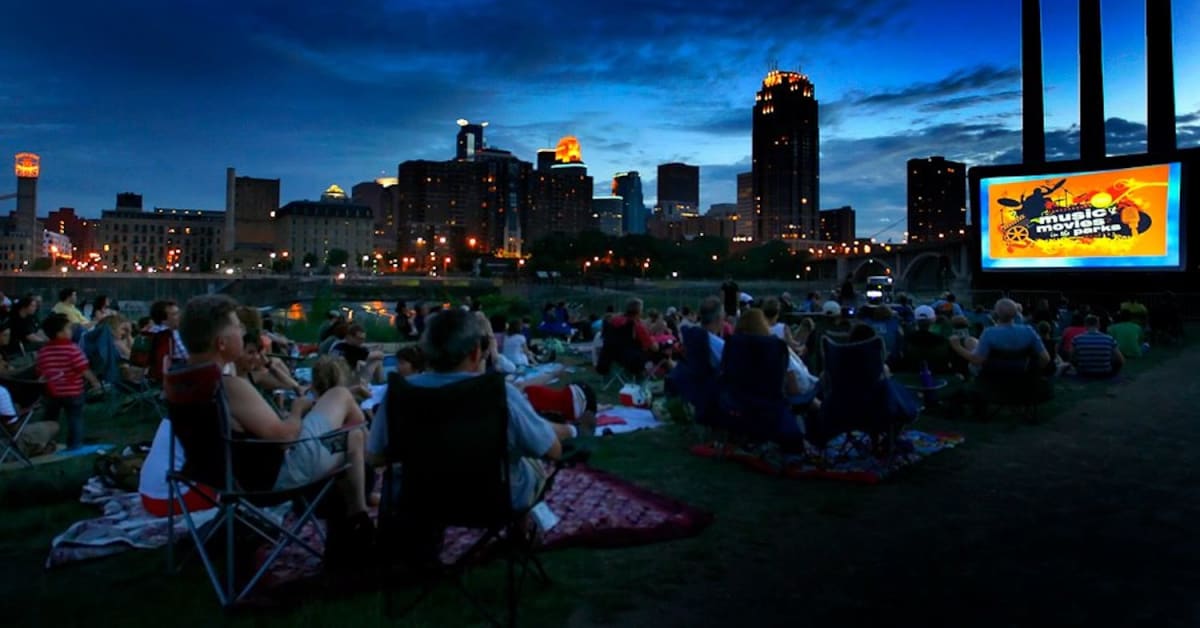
[1,328,1194,627]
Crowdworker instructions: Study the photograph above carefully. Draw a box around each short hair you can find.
[150,300,177,324]
[41,313,71,338]
[311,356,351,395]
[136,316,152,330]
[1084,314,1100,328]
[346,323,365,337]
[420,308,486,372]
[506,319,522,335]
[1116,309,1132,322]
[698,296,724,327]
[235,306,263,334]
[734,309,770,336]
[849,323,877,343]
[993,298,1019,323]
[797,317,815,332]
[762,298,781,320]
[241,332,261,352]
[15,296,35,312]
[180,295,240,354]
[1036,321,1053,337]
[58,288,76,302]
[396,345,426,372]
[624,298,643,316]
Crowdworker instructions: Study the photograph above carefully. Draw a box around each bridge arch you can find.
[850,258,895,282]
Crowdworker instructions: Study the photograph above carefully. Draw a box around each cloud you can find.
[851,65,1022,109]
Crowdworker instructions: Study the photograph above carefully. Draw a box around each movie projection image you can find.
[980,163,1183,271]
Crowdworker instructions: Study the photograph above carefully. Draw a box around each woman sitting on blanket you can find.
[735,309,820,408]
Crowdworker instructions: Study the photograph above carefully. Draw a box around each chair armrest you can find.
[225,424,363,454]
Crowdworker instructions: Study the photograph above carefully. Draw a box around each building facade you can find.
[735,171,755,240]
[657,162,700,221]
[44,207,98,260]
[98,207,225,271]
[613,171,647,235]
[274,199,373,266]
[352,178,398,254]
[906,156,966,243]
[752,70,820,242]
[224,168,281,255]
[593,196,625,237]
[527,163,594,243]
[819,206,856,244]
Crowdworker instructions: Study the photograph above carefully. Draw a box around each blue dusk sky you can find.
[1,0,1197,242]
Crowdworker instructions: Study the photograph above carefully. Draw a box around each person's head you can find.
[329,321,349,340]
[235,331,265,373]
[15,296,36,316]
[235,305,263,335]
[395,345,425,376]
[646,309,660,323]
[822,300,841,317]
[797,317,815,335]
[1084,314,1100,329]
[58,288,77,305]
[421,308,488,373]
[345,323,366,346]
[180,295,244,361]
[914,305,936,330]
[93,295,110,312]
[41,313,73,340]
[311,355,352,395]
[698,296,724,332]
[681,306,695,321]
[506,319,522,335]
[1117,309,1132,323]
[945,292,957,303]
[992,298,1020,324]
[1036,321,1053,339]
[762,298,781,322]
[0,325,10,348]
[848,323,877,343]
[1070,312,1086,327]
[262,318,275,333]
[624,298,643,318]
[150,299,181,329]
[137,316,153,331]
[734,308,770,336]
[103,313,130,336]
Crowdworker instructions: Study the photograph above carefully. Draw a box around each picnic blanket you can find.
[691,430,964,484]
[261,464,713,588]
[46,477,220,568]
[1,443,117,472]
[45,465,711,578]
[593,406,662,435]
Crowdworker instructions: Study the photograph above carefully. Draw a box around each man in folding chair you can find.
[179,295,373,539]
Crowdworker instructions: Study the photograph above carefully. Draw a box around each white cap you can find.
[739,292,753,303]
[822,301,842,316]
[665,306,678,316]
[914,305,936,321]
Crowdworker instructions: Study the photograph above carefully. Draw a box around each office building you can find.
[752,69,819,241]
[819,206,856,243]
[528,162,593,243]
[456,119,488,161]
[224,168,281,266]
[44,207,98,260]
[98,207,225,271]
[593,196,625,237]
[735,171,754,240]
[657,162,700,221]
[274,197,373,267]
[352,177,399,254]
[613,171,647,235]
[906,156,966,243]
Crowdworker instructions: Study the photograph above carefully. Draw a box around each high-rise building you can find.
[613,171,646,235]
[456,119,488,161]
[224,168,281,258]
[819,206,856,243]
[906,156,966,243]
[395,159,486,259]
[735,171,755,240]
[0,153,42,269]
[44,207,98,260]
[352,178,398,253]
[536,149,557,172]
[657,162,700,221]
[99,207,225,271]
[528,162,593,243]
[593,196,625,237]
[752,69,819,241]
[475,147,532,255]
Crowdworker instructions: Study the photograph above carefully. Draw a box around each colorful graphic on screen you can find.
[980,163,1182,270]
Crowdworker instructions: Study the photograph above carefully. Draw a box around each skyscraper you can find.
[528,161,593,243]
[735,171,755,240]
[819,206,856,243]
[752,69,819,242]
[223,168,281,256]
[657,162,700,221]
[613,171,646,235]
[456,119,488,161]
[906,156,966,243]
[593,196,625,237]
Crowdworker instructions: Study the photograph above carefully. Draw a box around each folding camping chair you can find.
[595,319,646,391]
[811,335,919,463]
[716,334,804,449]
[666,326,727,432]
[163,362,353,609]
[378,371,588,627]
[0,376,45,467]
[969,347,1053,422]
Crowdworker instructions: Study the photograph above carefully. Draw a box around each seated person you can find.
[763,298,805,354]
[903,306,959,375]
[502,319,537,368]
[1,380,60,457]
[366,308,591,509]
[1107,310,1143,359]
[261,318,298,356]
[329,324,387,384]
[607,298,658,362]
[180,295,372,537]
[536,302,573,338]
[5,296,47,357]
[236,332,306,398]
[735,308,819,406]
[694,296,726,368]
[394,345,425,377]
[105,315,147,384]
[318,322,348,355]
[949,298,1050,375]
[1059,312,1088,361]
[1071,315,1125,378]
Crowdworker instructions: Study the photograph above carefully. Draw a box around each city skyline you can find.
[2,0,1199,242]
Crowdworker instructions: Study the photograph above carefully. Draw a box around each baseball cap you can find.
[914,305,936,321]
[822,301,841,316]
[327,309,341,318]
[665,306,678,316]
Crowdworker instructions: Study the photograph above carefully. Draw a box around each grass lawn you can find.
[1,332,1194,627]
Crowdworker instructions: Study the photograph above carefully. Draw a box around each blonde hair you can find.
[734,308,771,336]
[311,355,352,395]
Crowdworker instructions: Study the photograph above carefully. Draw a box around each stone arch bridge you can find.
[807,238,972,294]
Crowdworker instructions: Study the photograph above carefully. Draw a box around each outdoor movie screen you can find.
[979,162,1183,271]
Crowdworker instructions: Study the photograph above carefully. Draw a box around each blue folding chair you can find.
[717,334,803,448]
[666,326,728,431]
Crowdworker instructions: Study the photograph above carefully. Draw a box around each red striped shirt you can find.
[36,338,90,398]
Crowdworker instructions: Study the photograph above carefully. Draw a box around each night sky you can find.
[1,0,1197,241]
